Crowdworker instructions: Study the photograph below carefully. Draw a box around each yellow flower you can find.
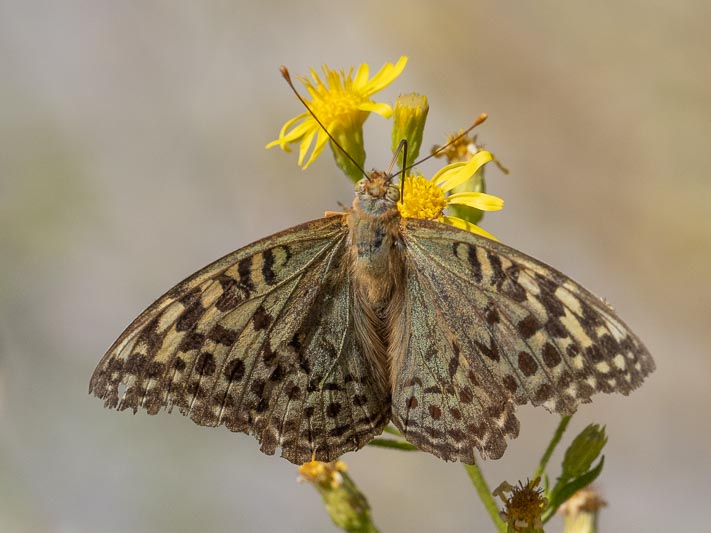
[398,150,504,240]
[297,459,348,489]
[432,128,509,172]
[493,477,548,533]
[266,56,408,179]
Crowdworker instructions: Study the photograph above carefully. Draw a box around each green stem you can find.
[534,415,572,480]
[464,462,506,533]
[367,438,418,451]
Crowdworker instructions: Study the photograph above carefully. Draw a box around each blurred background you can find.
[1,1,709,531]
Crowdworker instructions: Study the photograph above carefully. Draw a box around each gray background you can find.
[1,1,709,531]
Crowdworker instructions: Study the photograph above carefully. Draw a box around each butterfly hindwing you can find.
[90,216,391,464]
[391,258,519,462]
[392,218,654,463]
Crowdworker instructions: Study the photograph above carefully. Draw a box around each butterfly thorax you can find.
[348,172,404,304]
[346,172,406,392]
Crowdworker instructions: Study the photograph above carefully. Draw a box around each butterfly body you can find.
[90,172,654,464]
[347,172,407,394]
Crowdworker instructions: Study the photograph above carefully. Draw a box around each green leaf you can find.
[381,425,403,437]
[543,456,605,523]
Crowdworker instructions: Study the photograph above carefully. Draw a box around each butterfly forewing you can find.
[392,219,654,462]
[90,216,391,464]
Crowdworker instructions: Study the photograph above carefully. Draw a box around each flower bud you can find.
[561,424,608,481]
[391,93,429,169]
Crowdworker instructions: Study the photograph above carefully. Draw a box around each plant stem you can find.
[535,415,572,480]
[464,462,506,533]
[367,438,418,451]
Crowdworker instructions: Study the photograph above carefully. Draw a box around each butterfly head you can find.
[353,170,400,215]
[355,171,400,202]
[353,171,401,216]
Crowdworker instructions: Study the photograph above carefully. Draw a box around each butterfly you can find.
[89,170,655,465]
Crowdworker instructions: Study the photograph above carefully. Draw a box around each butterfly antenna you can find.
[388,139,408,201]
[401,112,488,174]
[280,66,369,180]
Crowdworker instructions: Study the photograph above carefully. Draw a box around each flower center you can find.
[398,175,447,219]
[308,70,368,127]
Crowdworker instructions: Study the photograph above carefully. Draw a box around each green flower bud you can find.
[331,127,367,183]
[299,461,378,533]
[391,93,429,169]
[561,425,608,481]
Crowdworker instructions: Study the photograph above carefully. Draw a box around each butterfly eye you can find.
[355,178,368,193]
[385,185,400,202]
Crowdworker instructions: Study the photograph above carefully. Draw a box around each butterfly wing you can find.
[392,218,654,463]
[90,216,391,464]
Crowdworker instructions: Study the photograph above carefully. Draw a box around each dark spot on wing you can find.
[534,383,554,403]
[428,405,442,420]
[261,249,276,285]
[448,356,459,376]
[542,343,562,368]
[195,352,216,376]
[517,351,538,377]
[179,331,205,352]
[503,374,518,393]
[223,359,245,382]
[466,244,483,282]
[250,379,265,397]
[517,316,540,339]
[269,364,285,382]
[326,402,341,418]
[485,305,500,325]
[487,251,505,287]
[476,339,500,362]
[209,324,238,346]
[545,317,568,338]
[252,306,272,331]
[237,257,255,291]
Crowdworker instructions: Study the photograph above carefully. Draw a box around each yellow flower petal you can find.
[353,62,370,88]
[357,101,393,117]
[363,56,408,95]
[280,119,315,145]
[446,192,504,211]
[443,216,499,241]
[297,128,317,166]
[432,161,466,186]
[302,128,330,169]
[437,150,494,191]
[265,112,310,150]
